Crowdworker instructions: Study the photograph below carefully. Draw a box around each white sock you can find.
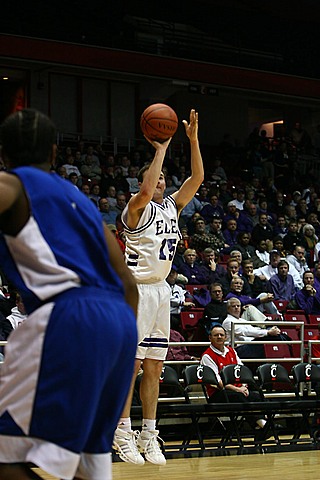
[142,418,156,432]
[117,418,132,432]
[256,419,266,429]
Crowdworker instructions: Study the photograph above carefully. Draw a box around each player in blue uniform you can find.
[113,109,204,465]
[0,109,138,480]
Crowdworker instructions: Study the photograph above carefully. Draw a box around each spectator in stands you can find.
[295,271,320,314]
[219,258,251,297]
[218,180,233,208]
[242,259,267,298]
[180,197,203,229]
[254,249,303,289]
[197,185,210,207]
[302,224,318,267]
[111,192,127,217]
[283,219,306,254]
[68,172,80,188]
[204,215,227,253]
[229,232,257,263]
[166,267,195,329]
[229,250,243,267]
[81,145,100,167]
[200,248,226,284]
[201,193,224,223]
[222,219,238,250]
[307,212,320,237]
[80,154,102,183]
[164,175,178,196]
[63,154,81,178]
[173,239,187,270]
[244,202,259,230]
[98,198,117,224]
[266,260,297,301]
[106,185,117,207]
[273,214,288,238]
[222,298,281,359]
[178,249,207,285]
[273,236,286,257]
[80,184,90,196]
[202,283,227,329]
[255,239,270,265]
[190,217,217,254]
[201,323,270,437]
[233,188,245,210]
[88,184,101,207]
[286,245,310,280]
[225,276,279,315]
[126,166,140,194]
[251,213,273,246]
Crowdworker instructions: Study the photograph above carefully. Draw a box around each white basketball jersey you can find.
[122,195,181,283]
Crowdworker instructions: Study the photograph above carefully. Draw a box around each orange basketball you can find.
[140,103,178,142]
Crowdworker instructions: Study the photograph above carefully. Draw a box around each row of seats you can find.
[151,363,320,451]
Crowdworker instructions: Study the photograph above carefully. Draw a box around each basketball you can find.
[140,103,178,142]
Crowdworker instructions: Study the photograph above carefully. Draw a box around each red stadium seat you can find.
[180,311,204,330]
[185,284,208,295]
[273,300,289,312]
[308,315,320,325]
[264,343,293,359]
[283,313,308,324]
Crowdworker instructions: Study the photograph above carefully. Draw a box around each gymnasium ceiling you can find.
[1,0,320,78]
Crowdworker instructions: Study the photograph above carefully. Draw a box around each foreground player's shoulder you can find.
[0,171,23,214]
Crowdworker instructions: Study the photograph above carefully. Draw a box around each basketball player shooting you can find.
[113,108,204,465]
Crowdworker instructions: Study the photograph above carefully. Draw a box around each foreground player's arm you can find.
[0,172,29,234]
[172,109,204,213]
[125,137,171,229]
[103,224,138,317]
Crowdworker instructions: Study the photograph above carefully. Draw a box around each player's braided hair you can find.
[0,108,56,167]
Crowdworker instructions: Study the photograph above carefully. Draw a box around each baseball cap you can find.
[227,201,237,207]
[269,249,281,256]
[107,224,117,232]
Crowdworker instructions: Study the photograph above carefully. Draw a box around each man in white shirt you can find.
[253,249,303,289]
[286,245,310,281]
[222,297,281,358]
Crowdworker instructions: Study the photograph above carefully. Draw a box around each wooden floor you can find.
[34,450,320,479]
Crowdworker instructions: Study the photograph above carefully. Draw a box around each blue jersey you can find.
[0,167,124,313]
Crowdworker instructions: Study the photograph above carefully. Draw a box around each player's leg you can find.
[139,358,163,419]
[0,464,43,479]
[112,359,145,465]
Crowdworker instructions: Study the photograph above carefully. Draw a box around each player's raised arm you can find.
[125,137,171,229]
[172,109,204,212]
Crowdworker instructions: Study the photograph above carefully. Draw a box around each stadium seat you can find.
[283,312,308,324]
[180,311,204,330]
[308,315,320,325]
[273,300,289,312]
[184,284,208,295]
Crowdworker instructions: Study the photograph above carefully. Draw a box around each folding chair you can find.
[291,363,320,442]
[256,363,294,442]
[219,364,260,448]
[183,364,222,449]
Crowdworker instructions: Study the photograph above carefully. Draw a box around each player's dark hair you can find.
[0,109,56,167]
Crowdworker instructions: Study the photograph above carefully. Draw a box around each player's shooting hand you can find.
[182,109,198,142]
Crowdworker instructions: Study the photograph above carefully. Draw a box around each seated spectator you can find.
[220,258,252,297]
[283,219,306,254]
[302,223,318,267]
[200,193,224,223]
[202,282,228,329]
[200,248,226,284]
[272,236,287,257]
[222,219,239,250]
[180,196,203,227]
[295,271,320,314]
[229,232,256,263]
[80,154,102,183]
[273,214,288,238]
[286,245,310,280]
[229,250,243,270]
[254,249,303,289]
[166,267,195,330]
[98,198,117,225]
[233,188,245,210]
[190,217,218,254]
[266,260,297,302]
[111,192,127,217]
[173,239,187,270]
[242,259,267,298]
[222,298,282,359]
[244,202,259,231]
[63,155,81,178]
[88,184,101,207]
[126,166,140,194]
[255,239,270,265]
[251,213,274,246]
[225,276,279,316]
[204,215,227,254]
[178,249,208,285]
[201,324,269,436]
